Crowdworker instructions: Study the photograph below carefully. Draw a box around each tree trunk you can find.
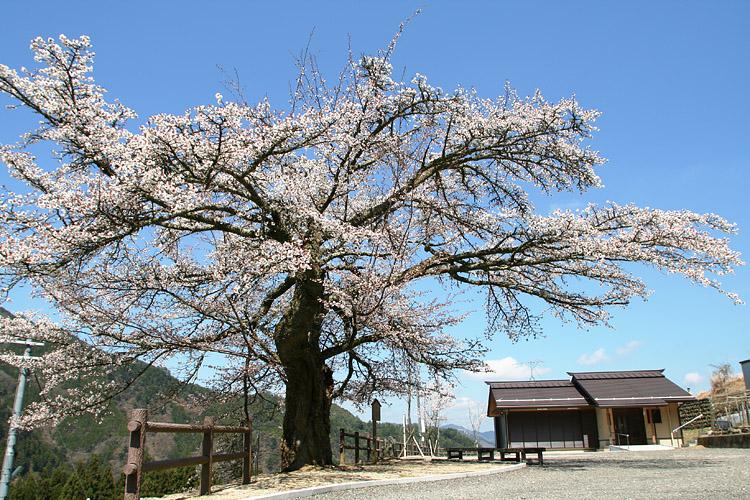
[279,346,333,471]
[275,274,333,471]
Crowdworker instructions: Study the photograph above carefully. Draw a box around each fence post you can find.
[354,431,360,464]
[200,416,214,495]
[339,429,346,465]
[255,432,261,476]
[123,408,148,500]
[242,419,252,485]
[366,435,371,462]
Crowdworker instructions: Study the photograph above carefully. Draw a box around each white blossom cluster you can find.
[0,35,742,427]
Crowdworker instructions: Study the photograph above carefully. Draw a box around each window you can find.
[651,409,662,423]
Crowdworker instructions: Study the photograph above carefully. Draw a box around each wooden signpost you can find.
[371,399,381,463]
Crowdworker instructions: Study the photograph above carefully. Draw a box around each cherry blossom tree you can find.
[0,34,742,470]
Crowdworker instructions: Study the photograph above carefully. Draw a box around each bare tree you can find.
[710,363,740,397]
[421,378,454,455]
[467,401,484,446]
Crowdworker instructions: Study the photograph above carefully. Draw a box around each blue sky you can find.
[0,1,748,429]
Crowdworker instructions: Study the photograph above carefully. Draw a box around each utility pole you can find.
[0,338,43,500]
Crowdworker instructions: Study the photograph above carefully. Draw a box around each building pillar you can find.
[666,404,675,447]
[644,408,656,444]
[607,408,615,446]
[494,413,509,448]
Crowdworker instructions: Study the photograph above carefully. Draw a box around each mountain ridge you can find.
[0,355,476,476]
[441,423,495,447]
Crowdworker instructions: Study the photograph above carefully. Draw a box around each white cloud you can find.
[577,348,608,366]
[447,396,475,410]
[464,357,551,381]
[616,340,643,356]
[684,372,704,385]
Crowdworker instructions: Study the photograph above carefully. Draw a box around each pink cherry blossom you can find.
[0,35,741,456]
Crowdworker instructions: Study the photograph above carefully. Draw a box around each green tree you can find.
[60,456,116,500]
[139,465,197,497]
[10,467,71,500]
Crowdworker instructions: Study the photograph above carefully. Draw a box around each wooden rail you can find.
[339,429,388,464]
[338,429,409,464]
[123,409,252,500]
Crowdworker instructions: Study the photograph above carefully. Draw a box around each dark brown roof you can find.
[487,370,695,411]
[487,380,572,388]
[0,307,12,319]
[569,370,695,408]
[489,380,589,409]
[567,370,664,380]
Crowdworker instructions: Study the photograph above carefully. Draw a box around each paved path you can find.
[310,448,750,499]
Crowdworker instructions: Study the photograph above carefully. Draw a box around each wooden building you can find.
[487,370,694,450]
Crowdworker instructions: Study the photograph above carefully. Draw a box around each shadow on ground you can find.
[543,457,715,471]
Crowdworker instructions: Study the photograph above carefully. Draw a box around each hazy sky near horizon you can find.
[0,1,748,430]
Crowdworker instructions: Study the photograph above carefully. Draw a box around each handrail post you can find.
[339,429,346,465]
[255,432,261,476]
[123,409,148,500]
[242,419,252,485]
[200,417,214,495]
[354,432,360,464]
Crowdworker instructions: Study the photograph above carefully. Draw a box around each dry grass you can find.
[146,459,508,499]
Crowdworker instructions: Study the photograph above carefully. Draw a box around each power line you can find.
[522,360,544,381]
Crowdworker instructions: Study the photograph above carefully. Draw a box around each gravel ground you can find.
[310,448,750,500]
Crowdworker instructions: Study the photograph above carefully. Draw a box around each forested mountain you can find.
[441,424,495,447]
[0,356,474,498]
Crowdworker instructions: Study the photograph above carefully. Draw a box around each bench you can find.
[521,447,545,466]
[446,447,545,465]
[446,447,496,460]
[498,447,524,463]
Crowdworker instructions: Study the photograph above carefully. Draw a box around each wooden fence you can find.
[338,429,419,464]
[339,429,382,464]
[123,409,253,500]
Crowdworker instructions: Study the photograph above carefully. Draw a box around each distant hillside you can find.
[0,355,225,466]
[340,420,476,455]
[0,358,391,476]
[0,308,475,496]
[441,423,495,447]
[0,355,475,488]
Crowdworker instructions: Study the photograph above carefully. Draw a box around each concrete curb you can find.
[244,463,526,500]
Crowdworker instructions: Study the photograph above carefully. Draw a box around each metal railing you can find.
[672,413,704,441]
[615,433,630,446]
